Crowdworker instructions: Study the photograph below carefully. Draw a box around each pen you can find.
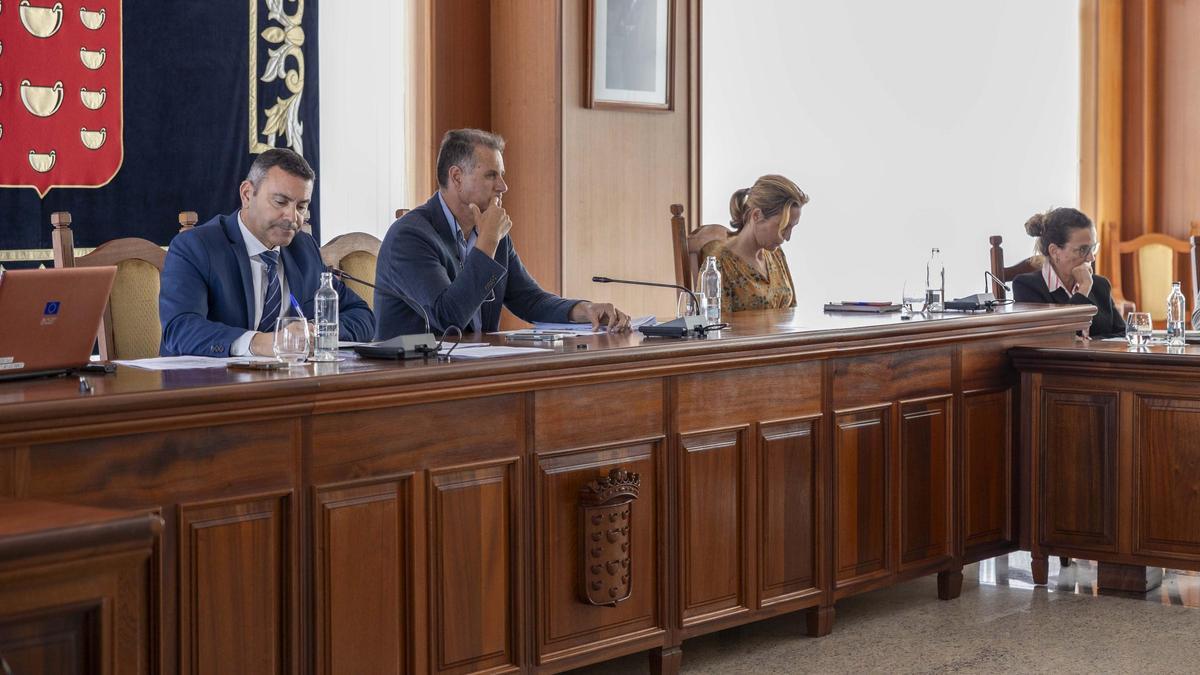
[288,293,306,320]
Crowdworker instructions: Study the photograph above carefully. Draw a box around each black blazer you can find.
[1012,270,1126,338]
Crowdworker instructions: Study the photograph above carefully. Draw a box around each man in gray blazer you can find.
[374,128,631,339]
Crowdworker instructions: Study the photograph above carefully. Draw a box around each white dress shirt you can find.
[231,214,290,356]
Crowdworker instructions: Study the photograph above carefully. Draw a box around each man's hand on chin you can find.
[570,301,632,332]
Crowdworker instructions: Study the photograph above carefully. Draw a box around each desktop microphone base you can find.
[354,333,438,360]
[639,315,707,338]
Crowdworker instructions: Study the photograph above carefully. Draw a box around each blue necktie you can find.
[257,250,281,332]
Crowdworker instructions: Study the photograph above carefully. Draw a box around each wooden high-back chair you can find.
[988,235,1038,301]
[50,211,189,360]
[670,204,732,292]
[1102,222,1200,322]
[320,233,383,309]
[395,208,409,220]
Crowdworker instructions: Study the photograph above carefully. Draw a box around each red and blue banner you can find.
[0,0,321,263]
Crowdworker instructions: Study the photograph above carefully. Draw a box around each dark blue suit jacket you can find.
[374,192,579,339]
[159,211,374,356]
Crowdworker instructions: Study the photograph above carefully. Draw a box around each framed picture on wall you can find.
[586,0,675,111]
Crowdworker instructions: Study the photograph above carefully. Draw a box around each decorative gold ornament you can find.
[79,6,104,29]
[249,0,306,155]
[80,47,106,69]
[20,80,63,117]
[80,87,106,110]
[28,150,56,173]
[19,1,63,38]
[80,128,106,150]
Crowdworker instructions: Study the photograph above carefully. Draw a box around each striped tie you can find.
[257,250,281,332]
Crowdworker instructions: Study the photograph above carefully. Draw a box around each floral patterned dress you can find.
[698,240,796,312]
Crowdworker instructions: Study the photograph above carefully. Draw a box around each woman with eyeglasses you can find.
[1013,207,1125,338]
[699,175,808,313]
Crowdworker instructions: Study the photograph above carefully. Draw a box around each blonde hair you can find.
[729,174,809,233]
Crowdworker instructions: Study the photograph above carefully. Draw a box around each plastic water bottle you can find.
[1166,281,1186,346]
[925,248,945,312]
[699,256,722,324]
[313,272,339,361]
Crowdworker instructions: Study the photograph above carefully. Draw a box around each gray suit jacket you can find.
[374,192,580,339]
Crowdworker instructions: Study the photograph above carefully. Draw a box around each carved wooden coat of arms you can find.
[579,467,641,607]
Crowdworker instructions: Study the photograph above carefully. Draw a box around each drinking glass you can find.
[900,279,925,319]
[1125,312,1152,348]
[676,291,700,319]
[274,316,310,365]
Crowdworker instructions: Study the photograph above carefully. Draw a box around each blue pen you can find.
[288,293,306,320]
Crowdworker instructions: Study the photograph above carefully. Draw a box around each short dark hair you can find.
[246,148,315,190]
[436,128,505,188]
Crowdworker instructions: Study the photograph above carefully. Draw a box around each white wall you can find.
[317,0,411,242]
[702,0,1080,306]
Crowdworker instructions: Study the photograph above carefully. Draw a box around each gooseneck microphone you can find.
[591,275,708,337]
[984,270,1010,297]
[327,267,437,359]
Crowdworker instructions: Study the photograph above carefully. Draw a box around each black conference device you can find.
[328,267,437,359]
[591,276,708,337]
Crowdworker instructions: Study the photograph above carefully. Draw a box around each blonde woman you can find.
[699,174,808,312]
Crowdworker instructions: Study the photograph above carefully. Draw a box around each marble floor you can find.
[568,554,1200,674]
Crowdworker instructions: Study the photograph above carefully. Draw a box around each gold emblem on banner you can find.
[19,1,63,38]
[249,0,306,155]
[20,80,63,117]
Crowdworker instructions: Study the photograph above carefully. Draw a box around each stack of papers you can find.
[113,356,281,370]
[529,315,657,335]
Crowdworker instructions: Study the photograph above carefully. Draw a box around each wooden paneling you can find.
[834,408,890,588]
[899,397,952,568]
[962,389,1014,556]
[678,429,748,625]
[534,443,662,665]
[1161,1,1200,234]
[831,348,952,409]
[429,460,520,674]
[758,419,820,605]
[430,0,491,179]
[313,477,411,675]
[178,493,292,675]
[491,0,563,300]
[1134,396,1200,559]
[535,380,663,450]
[1038,390,1118,552]
[675,362,821,432]
[311,396,524,480]
[561,0,695,319]
[0,609,96,675]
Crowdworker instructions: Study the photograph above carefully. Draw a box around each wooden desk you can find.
[0,500,161,674]
[1014,340,1200,592]
[0,305,1090,674]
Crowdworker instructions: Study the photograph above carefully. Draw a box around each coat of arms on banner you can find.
[0,1,123,197]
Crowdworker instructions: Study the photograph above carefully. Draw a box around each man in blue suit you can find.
[160,149,374,357]
[374,129,631,339]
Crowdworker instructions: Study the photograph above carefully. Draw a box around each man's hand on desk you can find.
[570,301,632,332]
[470,197,512,259]
[248,323,318,356]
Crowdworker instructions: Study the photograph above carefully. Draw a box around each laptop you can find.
[0,267,118,379]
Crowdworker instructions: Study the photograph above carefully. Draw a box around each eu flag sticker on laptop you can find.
[41,301,60,326]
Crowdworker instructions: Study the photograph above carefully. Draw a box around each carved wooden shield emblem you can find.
[0,1,124,196]
[579,468,640,607]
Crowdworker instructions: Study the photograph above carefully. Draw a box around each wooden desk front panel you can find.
[7,420,299,675]
[1015,342,1200,572]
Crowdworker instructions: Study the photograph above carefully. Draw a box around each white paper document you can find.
[437,342,490,354]
[112,355,246,369]
[524,315,658,334]
[442,345,552,359]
